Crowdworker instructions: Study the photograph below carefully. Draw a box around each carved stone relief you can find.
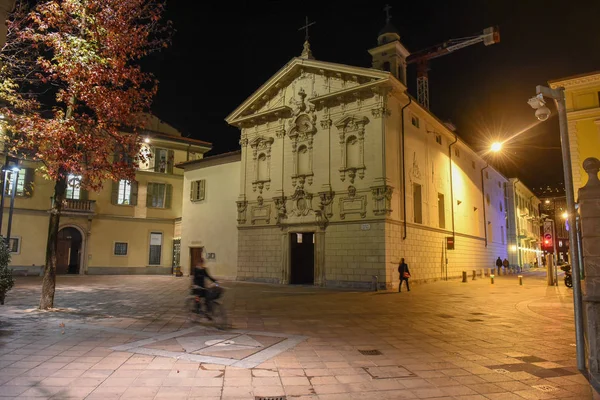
[250,196,271,225]
[318,190,335,219]
[236,200,248,224]
[411,151,422,180]
[273,195,287,225]
[371,185,393,216]
[334,115,369,183]
[289,187,313,217]
[250,136,274,194]
[339,185,367,219]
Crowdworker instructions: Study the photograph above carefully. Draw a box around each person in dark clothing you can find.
[398,258,410,292]
[495,257,503,274]
[192,258,217,315]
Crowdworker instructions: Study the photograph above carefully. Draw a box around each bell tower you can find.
[368,5,410,85]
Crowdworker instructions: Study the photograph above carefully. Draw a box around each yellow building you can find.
[549,72,600,198]
[5,116,211,275]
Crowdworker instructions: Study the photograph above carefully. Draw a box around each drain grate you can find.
[532,385,557,393]
[255,397,286,400]
[359,349,382,356]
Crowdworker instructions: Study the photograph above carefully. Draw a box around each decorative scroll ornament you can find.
[290,187,313,217]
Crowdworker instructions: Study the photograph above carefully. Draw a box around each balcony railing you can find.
[50,198,96,214]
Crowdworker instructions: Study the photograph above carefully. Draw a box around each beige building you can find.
[180,22,511,289]
[506,179,542,268]
[177,152,241,280]
[6,116,211,275]
[549,72,600,199]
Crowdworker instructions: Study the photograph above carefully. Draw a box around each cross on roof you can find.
[384,4,392,23]
[298,16,316,42]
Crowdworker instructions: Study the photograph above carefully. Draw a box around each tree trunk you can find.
[39,175,67,309]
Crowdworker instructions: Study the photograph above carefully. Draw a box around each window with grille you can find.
[66,174,82,200]
[190,180,206,202]
[435,134,442,145]
[413,183,423,224]
[454,148,460,158]
[149,232,162,265]
[411,116,420,128]
[114,242,128,256]
[8,237,20,254]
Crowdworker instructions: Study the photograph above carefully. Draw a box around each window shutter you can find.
[200,180,205,201]
[130,181,138,206]
[23,168,34,198]
[111,180,119,205]
[167,150,174,174]
[190,180,196,201]
[146,183,154,207]
[165,184,173,208]
[152,147,160,172]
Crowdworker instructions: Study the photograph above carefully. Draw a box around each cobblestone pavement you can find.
[0,272,591,400]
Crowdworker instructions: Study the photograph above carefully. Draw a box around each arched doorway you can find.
[57,227,83,274]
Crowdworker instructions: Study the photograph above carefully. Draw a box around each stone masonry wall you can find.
[385,222,508,287]
[238,227,282,284]
[324,221,386,289]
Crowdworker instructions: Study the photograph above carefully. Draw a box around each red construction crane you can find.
[406,26,500,110]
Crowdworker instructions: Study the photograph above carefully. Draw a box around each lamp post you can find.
[0,155,19,247]
[529,86,585,372]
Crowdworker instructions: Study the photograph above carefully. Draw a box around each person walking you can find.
[495,257,503,274]
[502,258,510,273]
[398,258,410,292]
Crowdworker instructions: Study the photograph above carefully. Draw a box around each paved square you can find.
[0,272,594,399]
[111,326,307,368]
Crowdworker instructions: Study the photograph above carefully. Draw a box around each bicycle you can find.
[186,283,229,329]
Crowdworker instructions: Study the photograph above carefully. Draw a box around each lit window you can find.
[147,183,167,208]
[114,242,128,256]
[191,180,206,202]
[5,171,25,196]
[117,180,131,205]
[65,174,82,200]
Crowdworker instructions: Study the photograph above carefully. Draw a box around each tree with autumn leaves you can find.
[0,0,170,308]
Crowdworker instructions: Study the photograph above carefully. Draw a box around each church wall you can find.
[237,226,282,283]
[323,221,386,288]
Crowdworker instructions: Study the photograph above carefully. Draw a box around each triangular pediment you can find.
[226,58,400,127]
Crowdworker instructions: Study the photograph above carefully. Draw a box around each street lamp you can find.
[490,142,502,152]
[0,156,19,248]
[528,85,585,372]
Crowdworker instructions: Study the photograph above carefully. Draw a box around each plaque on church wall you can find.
[361,223,371,231]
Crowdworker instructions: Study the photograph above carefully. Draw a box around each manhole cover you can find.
[466,319,484,322]
[255,397,286,400]
[359,349,382,356]
[533,385,557,393]
[494,369,510,374]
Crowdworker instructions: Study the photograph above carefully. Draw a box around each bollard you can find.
[489,268,494,277]
[518,275,523,285]
[490,274,495,284]
[372,275,378,292]
[480,269,484,278]
[462,271,467,283]
[472,270,476,280]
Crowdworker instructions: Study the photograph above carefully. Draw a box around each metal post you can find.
[0,170,6,237]
[5,169,17,246]
[537,85,585,372]
[552,219,558,285]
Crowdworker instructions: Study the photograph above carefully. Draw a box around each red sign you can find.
[446,236,455,250]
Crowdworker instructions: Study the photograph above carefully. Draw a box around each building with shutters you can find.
[7,115,211,275]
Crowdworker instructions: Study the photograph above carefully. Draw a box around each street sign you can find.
[446,236,454,250]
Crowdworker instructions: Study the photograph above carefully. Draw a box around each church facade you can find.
[214,26,510,289]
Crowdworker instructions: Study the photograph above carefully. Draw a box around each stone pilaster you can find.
[579,157,600,393]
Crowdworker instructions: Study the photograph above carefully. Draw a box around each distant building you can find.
[549,71,600,199]
[6,116,211,275]
[539,195,570,263]
[506,179,542,268]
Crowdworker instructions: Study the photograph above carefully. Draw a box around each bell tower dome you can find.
[368,5,410,85]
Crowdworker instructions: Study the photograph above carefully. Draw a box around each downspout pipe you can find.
[401,96,412,240]
[449,134,458,239]
[481,163,489,247]
[512,178,520,266]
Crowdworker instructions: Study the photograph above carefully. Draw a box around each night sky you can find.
[149,0,600,193]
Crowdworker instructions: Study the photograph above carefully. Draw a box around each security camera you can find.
[528,94,551,121]
[535,106,551,121]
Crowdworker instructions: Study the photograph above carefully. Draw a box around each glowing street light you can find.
[144,137,151,144]
[562,211,568,219]
[491,142,502,152]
